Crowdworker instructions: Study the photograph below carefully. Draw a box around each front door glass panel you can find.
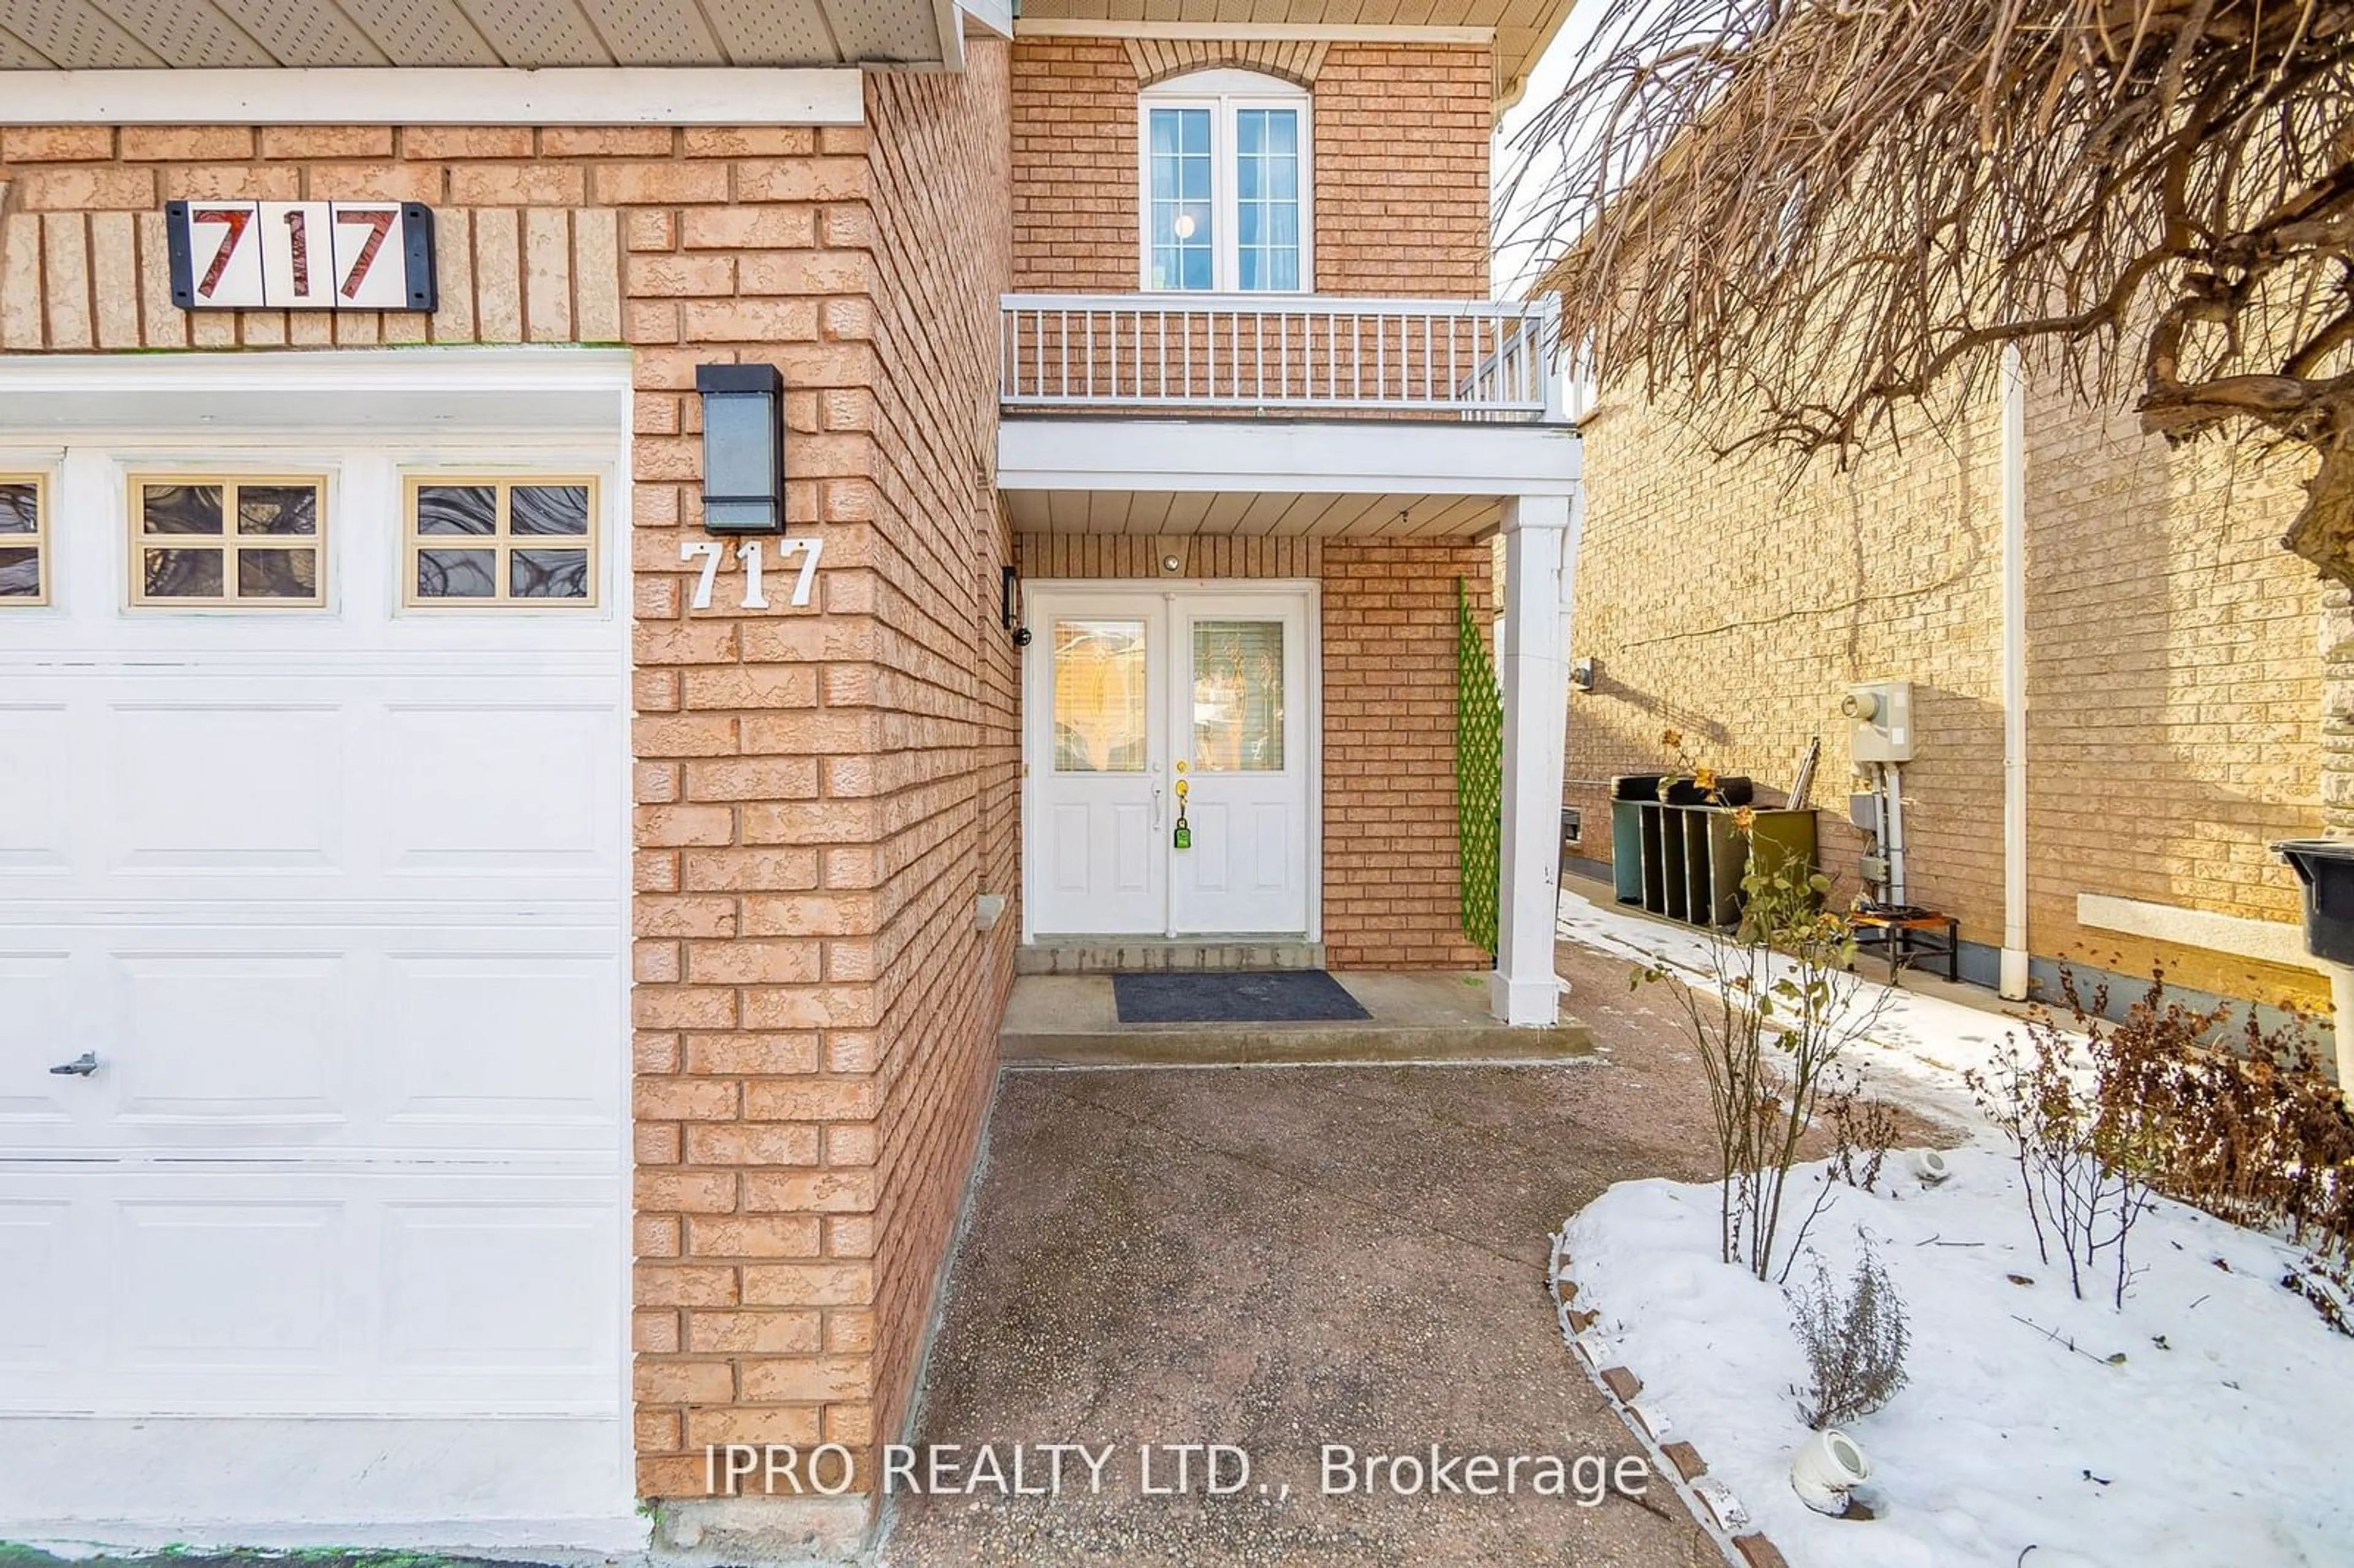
[1052,618,1149,772]
[1191,620,1284,771]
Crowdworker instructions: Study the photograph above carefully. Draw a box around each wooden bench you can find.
[1849,909,1960,983]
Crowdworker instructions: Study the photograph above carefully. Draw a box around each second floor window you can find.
[1140,71,1311,293]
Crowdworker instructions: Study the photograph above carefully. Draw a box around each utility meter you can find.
[1842,680,1915,762]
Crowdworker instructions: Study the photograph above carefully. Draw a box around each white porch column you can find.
[1490,490,1578,1026]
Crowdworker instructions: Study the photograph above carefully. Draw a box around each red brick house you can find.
[0,0,1580,1554]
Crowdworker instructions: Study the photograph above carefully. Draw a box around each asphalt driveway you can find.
[878,942,1734,1568]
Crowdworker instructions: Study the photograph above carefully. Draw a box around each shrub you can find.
[2081,967,2354,1333]
[1965,1001,2158,1308]
[1821,1066,1899,1193]
[1970,964,2354,1325]
[1788,1244,1910,1429]
[1634,840,1890,1282]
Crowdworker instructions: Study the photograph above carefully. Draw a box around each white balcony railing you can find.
[999,294,1569,422]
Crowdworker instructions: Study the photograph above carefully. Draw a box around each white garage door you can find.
[0,354,634,1541]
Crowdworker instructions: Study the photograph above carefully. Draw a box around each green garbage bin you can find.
[2275,839,2354,964]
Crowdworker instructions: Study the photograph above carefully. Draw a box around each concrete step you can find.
[1015,938,1325,976]
[999,970,1593,1067]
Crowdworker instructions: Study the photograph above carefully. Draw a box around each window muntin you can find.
[1140,75,1310,293]
[405,476,598,607]
[0,476,46,605]
[129,476,326,607]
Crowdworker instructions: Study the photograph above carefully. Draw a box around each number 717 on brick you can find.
[165,200,438,312]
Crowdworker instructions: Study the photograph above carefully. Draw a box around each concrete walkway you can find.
[1000,969,1594,1066]
[880,950,1728,1568]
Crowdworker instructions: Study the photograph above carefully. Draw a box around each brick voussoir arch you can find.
[1124,38,1330,91]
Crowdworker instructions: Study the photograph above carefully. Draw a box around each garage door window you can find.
[130,476,326,607]
[0,476,43,604]
[406,477,597,607]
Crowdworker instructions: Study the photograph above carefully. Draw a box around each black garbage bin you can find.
[2275,839,2354,964]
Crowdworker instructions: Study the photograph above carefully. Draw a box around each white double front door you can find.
[1026,582,1314,937]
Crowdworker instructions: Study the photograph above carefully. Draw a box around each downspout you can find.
[1999,346,2032,1000]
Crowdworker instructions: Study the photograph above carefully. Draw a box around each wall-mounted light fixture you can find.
[1571,657,1599,693]
[695,363,785,535]
[1002,564,1032,646]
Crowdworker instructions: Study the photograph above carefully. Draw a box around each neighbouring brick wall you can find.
[0,110,1017,1510]
[2325,588,2354,839]
[1567,374,2326,1008]
[1008,37,1492,296]
[1015,530,1491,969]
[2022,384,2324,995]
[859,43,1018,1471]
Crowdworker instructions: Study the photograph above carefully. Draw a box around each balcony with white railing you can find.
[999,294,1573,423]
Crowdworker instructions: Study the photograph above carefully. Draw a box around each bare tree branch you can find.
[1505,0,2354,580]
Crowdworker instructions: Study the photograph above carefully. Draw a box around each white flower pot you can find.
[1791,1428,1873,1515]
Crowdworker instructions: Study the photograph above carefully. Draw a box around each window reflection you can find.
[1053,620,1149,772]
[1192,620,1283,771]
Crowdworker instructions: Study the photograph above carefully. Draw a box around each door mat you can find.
[1111,969,1372,1024]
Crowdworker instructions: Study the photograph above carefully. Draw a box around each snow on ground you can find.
[1558,883,2016,1130]
[1566,1153,2354,1567]
[1553,886,2354,1566]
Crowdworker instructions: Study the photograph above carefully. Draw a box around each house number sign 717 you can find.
[682,538,824,611]
[164,200,438,312]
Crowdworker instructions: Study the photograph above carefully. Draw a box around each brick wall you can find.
[1567,374,2326,1007]
[859,46,1018,1471]
[1309,44,1490,297]
[0,96,1019,1517]
[0,123,636,348]
[1324,540,1494,967]
[2022,383,2324,994]
[1015,530,1492,969]
[1008,37,1491,296]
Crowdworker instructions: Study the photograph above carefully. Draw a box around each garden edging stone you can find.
[1548,1227,1795,1568]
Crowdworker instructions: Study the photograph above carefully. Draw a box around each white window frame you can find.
[0,471,51,607]
[125,471,330,610]
[400,472,604,611]
[1137,69,1314,294]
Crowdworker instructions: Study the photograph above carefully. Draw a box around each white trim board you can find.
[0,348,634,436]
[0,68,866,125]
[1016,19,1494,44]
[2075,892,2314,972]
[958,0,1015,40]
[999,417,1581,497]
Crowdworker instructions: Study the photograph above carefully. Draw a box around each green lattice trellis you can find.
[1455,576,1503,955]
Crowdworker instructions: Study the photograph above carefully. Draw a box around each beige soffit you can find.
[1013,0,1577,108]
[0,0,959,69]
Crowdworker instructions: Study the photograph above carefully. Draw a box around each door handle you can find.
[48,1052,97,1077]
[1151,785,1164,828]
